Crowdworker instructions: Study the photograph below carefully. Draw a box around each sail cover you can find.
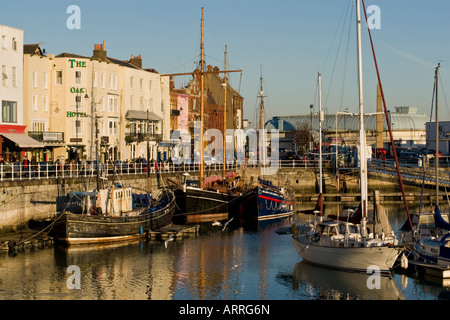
[434,205,450,231]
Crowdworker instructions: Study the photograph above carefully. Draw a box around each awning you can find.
[125,110,162,121]
[1,133,44,148]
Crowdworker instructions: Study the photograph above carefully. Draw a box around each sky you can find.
[2,0,450,125]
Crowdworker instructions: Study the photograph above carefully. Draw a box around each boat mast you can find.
[318,73,323,194]
[200,7,205,186]
[356,0,369,229]
[223,45,227,179]
[435,63,440,207]
[258,66,265,176]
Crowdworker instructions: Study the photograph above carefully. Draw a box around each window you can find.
[101,96,106,111]
[32,71,38,88]
[55,70,62,85]
[93,72,97,88]
[109,74,113,89]
[140,96,144,109]
[114,75,118,90]
[2,100,17,123]
[2,65,7,87]
[75,119,83,136]
[130,95,134,108]
[32,95,38,111]
[43,95,49,112]
[12,67,17,88]
[32,120,46,132]
[108,95,118,112]
[140,78,143,90]
[108,119,118,135]
[149,80,152,91]
[130,76,134,88]
[1,35,6,49]
[43,72,48,89]
[75,70,82,85]
[12,37,17,51]
[101,73,105,88]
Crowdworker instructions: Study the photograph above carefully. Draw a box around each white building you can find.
[0,25,43,161]
[426,121,450,156]
[0,25,23,128]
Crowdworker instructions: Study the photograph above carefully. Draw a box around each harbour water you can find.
[0,202,449,301]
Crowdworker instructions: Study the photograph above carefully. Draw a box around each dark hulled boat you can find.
[234,177,295,223]
[49,186,175,245]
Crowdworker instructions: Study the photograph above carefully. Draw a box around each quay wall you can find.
[0,167,437,235]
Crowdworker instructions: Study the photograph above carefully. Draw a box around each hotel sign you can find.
[68,59,86,68]
[67,111,88,118]
[70,87,86,94]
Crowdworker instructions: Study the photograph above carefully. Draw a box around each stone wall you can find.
[0,167,432,235]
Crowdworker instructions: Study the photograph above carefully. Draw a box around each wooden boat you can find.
[292,0,402,274]
[172,9,244,224]
[49,186,175,245]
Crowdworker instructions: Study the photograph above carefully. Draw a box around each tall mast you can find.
[435,63,440,206]
[258,67,265,131]
[223,45,227,178]
[318,73,323,194]
[258,67,265,175]
[200,7,205,186]
[356,0,368,225]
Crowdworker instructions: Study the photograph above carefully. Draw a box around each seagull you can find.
[164,235,174,248]
[222,217,234,231]
[212,220,222,227]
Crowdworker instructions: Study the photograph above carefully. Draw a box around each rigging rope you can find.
[361,0,414,233]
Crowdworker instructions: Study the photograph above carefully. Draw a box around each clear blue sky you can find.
[2,0,450,124]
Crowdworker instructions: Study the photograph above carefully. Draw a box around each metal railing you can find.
[0,159,327,181]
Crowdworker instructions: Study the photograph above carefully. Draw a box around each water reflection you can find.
[291,261,404,300]
[0,201,449,300]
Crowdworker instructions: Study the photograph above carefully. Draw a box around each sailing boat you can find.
[412,63,450,267]
[173,8,242,224]
[233,70,296,224]
[292,0,402,273]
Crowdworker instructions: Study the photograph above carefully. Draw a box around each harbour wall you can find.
[0,167,440,235]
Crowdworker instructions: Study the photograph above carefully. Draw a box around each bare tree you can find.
[293,123,313,154]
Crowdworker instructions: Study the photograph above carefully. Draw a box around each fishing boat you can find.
[233,71,295,223]
[292,0,402,274]
[171,8,244,224]
[50,185,175,245]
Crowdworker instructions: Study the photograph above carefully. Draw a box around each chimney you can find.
[129,54,142,69]
[93,41,107,61]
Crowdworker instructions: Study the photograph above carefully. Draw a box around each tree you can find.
[293,123,314,154]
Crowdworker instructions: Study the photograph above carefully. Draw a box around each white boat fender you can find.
[401,252,408,269]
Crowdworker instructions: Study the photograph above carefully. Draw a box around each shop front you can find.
[0,124,44,162]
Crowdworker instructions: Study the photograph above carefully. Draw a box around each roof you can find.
[266,110,428,132]
[125,110,162,121]
[56,52,91,59]
[23,44,45,56]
